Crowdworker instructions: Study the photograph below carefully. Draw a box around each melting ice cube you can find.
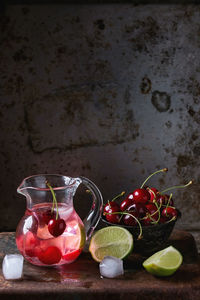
[2,254,24,280]
[99,256,124,278]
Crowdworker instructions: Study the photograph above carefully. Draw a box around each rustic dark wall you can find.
[0,4,199,245]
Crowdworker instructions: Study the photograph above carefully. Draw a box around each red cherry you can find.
[132,188,150,204]
[127,203,147,218]
[63,249,82,262]
[120,197,133,211]
[162,207,178,219]
[157,194,174,206]
[24,231,40,257]
[105,205,120,224]
[147,187,159,202]
[104,201,120,213]
[127,193,134,201]
[156,194,165,205]
[38,246,62,265]
[123,211,139,226]
[48,218,66,237]
[146,203,159,221]
[146,203,158,214]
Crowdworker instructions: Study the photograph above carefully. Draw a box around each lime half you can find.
[89,226,133,262]
[143,246,183,276]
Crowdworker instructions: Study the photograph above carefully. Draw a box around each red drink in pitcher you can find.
[16,203,85,266]
[15,175,103,267]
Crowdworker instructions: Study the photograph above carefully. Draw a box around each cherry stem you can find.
[104,211,143,240]
[162,204,176,209]
[111,191,126,202]
[160,180,193,194]
[140,168,168,188]
[107,200,111,208]
[166,193,173,211]
[142,187,161,224]
[150,201,161,224]
[148,187,156,200]
[104,191,126,209]
[166,215,177,223]
[46,181,58,220]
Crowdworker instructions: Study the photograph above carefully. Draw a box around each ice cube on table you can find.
[99,256,124,278]
[2,254,24,280]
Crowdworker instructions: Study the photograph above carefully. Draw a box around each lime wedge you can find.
[89,226,133,262]
[143,246,183,276]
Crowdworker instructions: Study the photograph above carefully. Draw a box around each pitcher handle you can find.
[79,176,103,240]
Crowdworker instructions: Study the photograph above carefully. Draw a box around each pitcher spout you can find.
[17,174,82,209]
[17,177,30,196]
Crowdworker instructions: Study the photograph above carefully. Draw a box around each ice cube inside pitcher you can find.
[2,254,24,280]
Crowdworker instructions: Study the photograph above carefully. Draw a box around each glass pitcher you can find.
[15,174,103,267]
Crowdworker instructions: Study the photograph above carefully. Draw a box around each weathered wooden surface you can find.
[0,230,200,300]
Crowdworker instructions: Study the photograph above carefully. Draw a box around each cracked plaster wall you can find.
[0,4,200,247]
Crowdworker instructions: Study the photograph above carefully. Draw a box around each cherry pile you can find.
[103,168,192,238]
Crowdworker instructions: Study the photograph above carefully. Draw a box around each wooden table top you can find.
[0,230,200,300]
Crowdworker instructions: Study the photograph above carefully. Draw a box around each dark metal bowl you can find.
[101,213,180,256]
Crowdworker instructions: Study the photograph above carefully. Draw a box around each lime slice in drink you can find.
[78,224,86,249]
[63,222,86,249]
[143,245,183,276]
[89,226,133,262]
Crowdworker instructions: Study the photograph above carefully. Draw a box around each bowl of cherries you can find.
[102,168,192,256]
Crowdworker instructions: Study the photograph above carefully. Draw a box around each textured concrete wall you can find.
[0,4,200,243]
